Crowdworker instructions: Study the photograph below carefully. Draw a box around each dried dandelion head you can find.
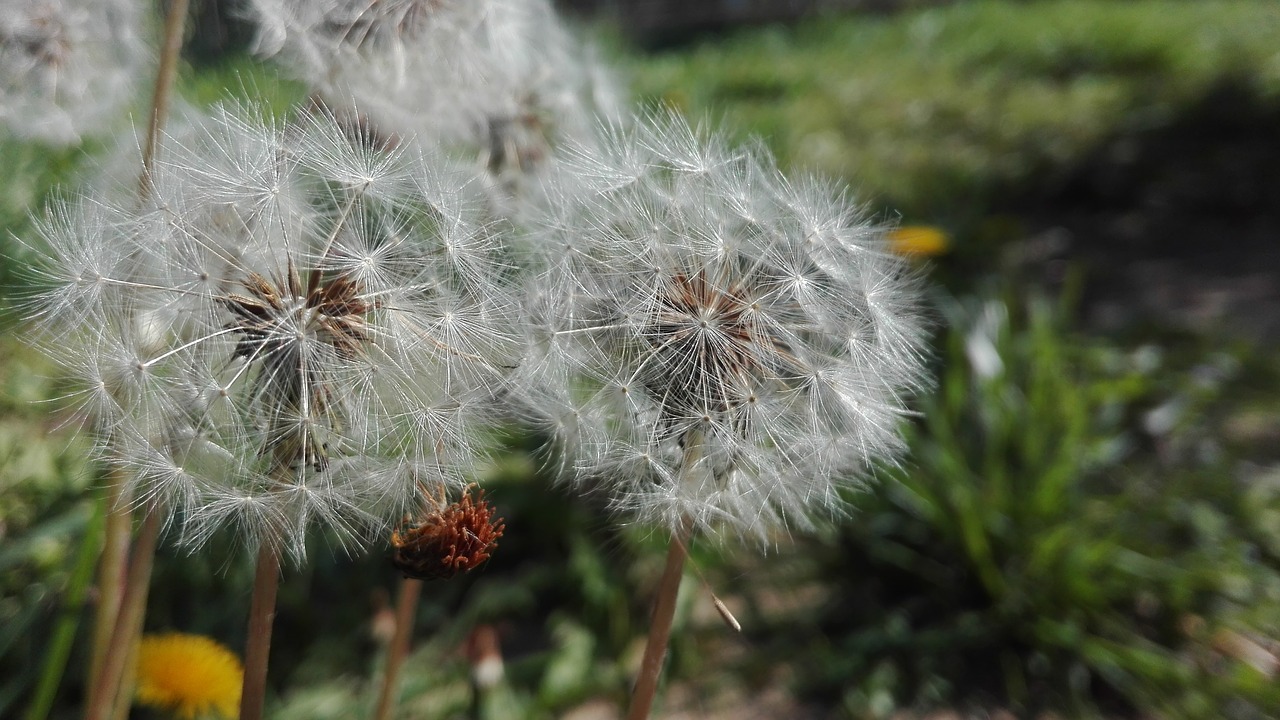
[24,103,516,562]
[0,0,146,144]
[519,113,930,543]
[391,485,505,580]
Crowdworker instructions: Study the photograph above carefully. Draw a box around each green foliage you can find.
[0,339,97,719]
[628,0,1280,218]
[178,54,308,116]
[797,287,1280,717]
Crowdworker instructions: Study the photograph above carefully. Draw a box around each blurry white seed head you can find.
[0,0,147,145]
[247,0,625,209]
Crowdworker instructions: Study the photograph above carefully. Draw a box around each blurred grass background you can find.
[3,1,1280,718]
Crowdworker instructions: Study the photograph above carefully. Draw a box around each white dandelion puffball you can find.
[0,0,146,145]
[248,0,623,197]
[26,103,516,561]
[519,114,930,542]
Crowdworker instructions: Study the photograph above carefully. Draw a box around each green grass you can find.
[795,284,1280,716]
[629,0,1280,219]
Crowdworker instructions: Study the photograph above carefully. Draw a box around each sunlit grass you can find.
[629,0,1280,217]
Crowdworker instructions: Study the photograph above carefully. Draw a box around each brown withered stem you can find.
[372,578,422,720]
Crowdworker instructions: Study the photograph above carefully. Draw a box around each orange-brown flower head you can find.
[391,486,504,580]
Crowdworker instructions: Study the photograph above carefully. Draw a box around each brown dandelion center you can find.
[391,486,505,581]
[648,269,788,414]
[220,265,378,472]
[223,268,376,362]
[486,105,551,179]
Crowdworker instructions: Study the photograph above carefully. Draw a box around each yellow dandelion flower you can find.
[135,633,243,719]
[888,225,950,257]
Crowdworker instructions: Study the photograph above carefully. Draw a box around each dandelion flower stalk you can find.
[138,0,189,197]
[627,443,699,720]
[239,540,281,720]
[84,508,160,720]
[372,577,422,720]
[86,480,128,702]
[84,2,191,717]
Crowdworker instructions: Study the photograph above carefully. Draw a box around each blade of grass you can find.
[25,500,104,720]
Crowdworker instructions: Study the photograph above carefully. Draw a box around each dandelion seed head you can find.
[520,113,930,543]
[26,103,515,563]
[247,0,624,209]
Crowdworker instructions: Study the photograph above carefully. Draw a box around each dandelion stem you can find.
[108,638,139,720]
[626,517,693,720]
[84,0,189,711]
[239,542,282,720]
[138,0,190,199]
[83,509,161,720]
[627,435,702,720]
[85,475,129,702]
[372,578,423,720]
